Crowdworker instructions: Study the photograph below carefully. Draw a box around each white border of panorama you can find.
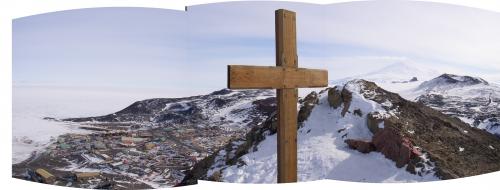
[3,1,500,190]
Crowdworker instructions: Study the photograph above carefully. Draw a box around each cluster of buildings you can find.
[36,123,247,187]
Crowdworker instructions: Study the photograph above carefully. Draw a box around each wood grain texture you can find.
[275,9,297,69]
[277,88,298,183]
[276,9,298,183]
[227,65,328,89]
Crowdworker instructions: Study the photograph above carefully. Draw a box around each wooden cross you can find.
[227,9,328,183]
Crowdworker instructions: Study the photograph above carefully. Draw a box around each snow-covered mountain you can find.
[413,74,500,136]
[331,63,500,137]
[64,89,275,132]
[417,74,489,91]
[182,80,500,185]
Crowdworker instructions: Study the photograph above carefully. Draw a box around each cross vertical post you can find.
[275,9,298,183]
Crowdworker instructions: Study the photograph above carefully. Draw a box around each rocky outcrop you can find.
[340,88,352,117]
[298,92,319,123]
[353,109,363,117]
[327,87,342,109]
[417,94,446,107]
[344,139,375,153]
[327,86,353,117]
[350,113,424,172]
[371,122,422,168]
[366,112,383,134]
[341,80,500,179]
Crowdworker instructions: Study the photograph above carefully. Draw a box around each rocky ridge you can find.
[64,89,275,132]
[341,80,500,179]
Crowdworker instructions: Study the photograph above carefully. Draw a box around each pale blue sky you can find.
[13,8,188,89]
[13,1,500,96]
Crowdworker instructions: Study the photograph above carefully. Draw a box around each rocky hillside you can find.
[64,89,275,131]
[181,80,500,184]
[348,80,500,179]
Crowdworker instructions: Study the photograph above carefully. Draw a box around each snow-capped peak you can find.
[364,62,438,80]
[346,62,438,83]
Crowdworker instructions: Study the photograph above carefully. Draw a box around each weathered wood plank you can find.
[276,9,297,69]
[276,9,298,183]
[283,67,328,88]
[227,65,282,89]
[277,88,298,183]
[227,65,328,89]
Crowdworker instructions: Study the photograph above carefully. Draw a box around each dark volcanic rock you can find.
[366,112,383,134]
[327,86,353,117]
[340,88,352,117]
[345,139,375,153]
[207,171,222,182]
[210,88,233,95]
[371,122,422,168]
[43,117,58,121]
[298,92,319,123]
[353,109,363,117]
[417,94,446,107]
[208,98,229,108]
[252,97,277,117]
[327,87,342,109]
[350,116,422,169]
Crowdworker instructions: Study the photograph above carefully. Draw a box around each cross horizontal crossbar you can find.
[227,65,328,89]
